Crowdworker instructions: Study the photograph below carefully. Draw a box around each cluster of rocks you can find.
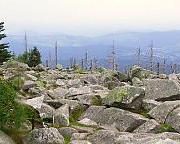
[1,60,180,144]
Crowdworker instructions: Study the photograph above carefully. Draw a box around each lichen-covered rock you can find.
[129,65,156,79]
[102,85,145,109]
[143,79,180,100]
[132,77,143,87]
[24,128,64,144]
[56,64,63,71]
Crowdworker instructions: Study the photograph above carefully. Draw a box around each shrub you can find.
[11,76,24,91]
[0,79,36,132]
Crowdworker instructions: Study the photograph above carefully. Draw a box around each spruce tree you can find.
[28,47,41,67]
[0,22,11,64]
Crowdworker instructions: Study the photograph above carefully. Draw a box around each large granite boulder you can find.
[133,119,161,133]
[166,107,180,133]
[24,128,64,144]
[143,79,180,101]
[148,101,180,123]
[102,85,145,109]
[87,130,180,144]
[80,106,148,132]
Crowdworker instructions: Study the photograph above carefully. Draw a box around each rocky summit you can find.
[1,61,180,144]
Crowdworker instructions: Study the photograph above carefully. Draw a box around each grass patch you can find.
[11,76,24,91]
[103,87,128,105]
[91,96,102,106]
[69,107,86,125]
[64,136,71,144]
[158,123,176,133]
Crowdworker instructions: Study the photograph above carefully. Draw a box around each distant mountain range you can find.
[5,30,180,69]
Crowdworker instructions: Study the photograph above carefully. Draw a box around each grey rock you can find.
[58,127,78,138]
[35,64,47,71]
[87,130,122,144]
[169,73,179,81]
[67,79,82,88]
[133,119,161,133]
[54,104,70,126]
[24,128,64,144]
[166,107,180,133]
[48,87,68,99]
[71,133,90,140]
[72,125,95,133]
[39,103,55,119]
[74,94,101,105]
[23,80,37,91]
[45,99,84,114]
[129,65,156,79]
[148,101,180,123]
[0,130,15,144]
[78,118,98,126]
[67,86,92,97]
[23,95,45,109]
[70,140,92,144]
[88,131,180,144]
[80,106,106,121]
[81,106,148,132]
[80,75,98,85]
[56,79,66,87]
[143,79,180,100]
[142,99,161,111]
[26,73,38,81]
[3,60,29,70]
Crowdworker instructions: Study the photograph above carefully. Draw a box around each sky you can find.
[1,0,180,36]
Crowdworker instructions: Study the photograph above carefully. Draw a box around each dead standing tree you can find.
[85,51,88,70]
[55,41,58,66]
[137,45,141,66]
[149,40,154,71]
[108,40,116,71]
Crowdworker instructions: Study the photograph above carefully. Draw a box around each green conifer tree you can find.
[0,22,11,64]
[28,47,41,67]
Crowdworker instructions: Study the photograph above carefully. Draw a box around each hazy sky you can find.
[1,0,180,35]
